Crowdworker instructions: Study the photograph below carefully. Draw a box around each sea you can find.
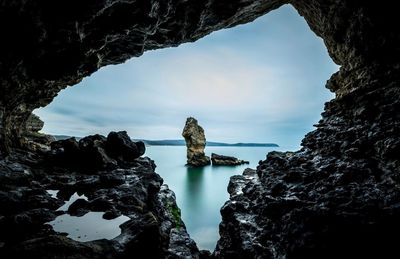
[145,145,292,251]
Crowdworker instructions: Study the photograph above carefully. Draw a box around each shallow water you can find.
[56,192,88,212]
[46,192,130,242]
[145,145,287,251]
[47,212,130,242]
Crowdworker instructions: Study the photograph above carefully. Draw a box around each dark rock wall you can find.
[0,152,202,258]
[2,0,398,152]
[213,1,400,257]
[0,0,285,153]
[0,0,399,257]
[215,83,400,258]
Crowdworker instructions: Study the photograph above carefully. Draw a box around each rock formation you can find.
[24,114,44,133]
[22,114,55,152]
[0,133,202,258]
[0,0,399,258]
[49,131,144,170]
[182,117,210,167]
[211,153,249,166]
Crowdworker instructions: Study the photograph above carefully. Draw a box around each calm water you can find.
[46,191,130,241]
[145,146,287,251]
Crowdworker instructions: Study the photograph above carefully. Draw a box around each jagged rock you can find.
[0,150,201,258]
[24,114,44,133]
[0,0,399,258]
[182,117,210,167]
[106,131,145,162]
[215,84,400,258]
[22,114,55,152]
[79,134,118,169]
[67,198,90,217]
[211,153,249,166]
[48,131,144,170]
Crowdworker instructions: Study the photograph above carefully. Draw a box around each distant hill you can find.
[139,139,279,147]
[53,135,278,147]
[53,135,82,141]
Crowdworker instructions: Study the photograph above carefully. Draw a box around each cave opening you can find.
[1,0,399,257]
[33,4,338,251]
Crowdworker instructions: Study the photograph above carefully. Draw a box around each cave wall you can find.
[1,0,398,154]
[1,0,399,257]
[0,0,285,153]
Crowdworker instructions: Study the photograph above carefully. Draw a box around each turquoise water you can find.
[145,146,287,251]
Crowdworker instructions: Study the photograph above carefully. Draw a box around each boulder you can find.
[49,132,144,170]
[105,131,145,161]
[79,134,117,169]
[182,117,210,167]
[24,114,44,133]
[22,114,56,152]
[211,153,249,166]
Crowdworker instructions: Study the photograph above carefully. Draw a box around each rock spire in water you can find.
[182,117,210,167]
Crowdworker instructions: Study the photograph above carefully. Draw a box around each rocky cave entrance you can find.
[33,4,337,251]
[1,0,399,257]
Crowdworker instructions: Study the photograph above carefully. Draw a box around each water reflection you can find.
[145,146,280,250]
[185,166,206,201]
[183,166,207,228]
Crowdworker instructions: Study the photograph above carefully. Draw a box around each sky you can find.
[35,4,339,150]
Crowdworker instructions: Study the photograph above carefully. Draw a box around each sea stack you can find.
[182,117,210,167]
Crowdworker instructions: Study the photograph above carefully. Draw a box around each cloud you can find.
[34,4,338,149]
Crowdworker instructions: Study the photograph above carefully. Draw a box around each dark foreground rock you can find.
[211,153,249,166]
[0,137,202,258]
[49,131,144,171]
[215,81,400,258]
[0,0,399,258]
[182,118,210,167]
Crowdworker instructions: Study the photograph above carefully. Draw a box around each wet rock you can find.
[79,134,117,169]
[182,117,210,167]
[103,210,121,220]
[67,198,90,217]
[99,170,125,187]
[211,153,249,166]
[10,236,117,259]
[0,0,399,258]
[50,137,80,165]
[0,151,201,258]
[215,86,400,258]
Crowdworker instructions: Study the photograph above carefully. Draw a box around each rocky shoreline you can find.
[1,0,399,258]
[214,81,400,258]
[211,153,249,166]
[0,133,207,258]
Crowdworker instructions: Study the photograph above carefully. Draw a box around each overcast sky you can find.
[35,4,338,150]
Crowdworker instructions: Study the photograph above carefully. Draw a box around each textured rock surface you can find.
[22,114,55,153]
[0,0,399,153]
[24,114,44,133]
[214,69,400,258]
[211,153,249,166]
[182,117,210,167]
[0,0,399,258]
[0,142,201,258]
